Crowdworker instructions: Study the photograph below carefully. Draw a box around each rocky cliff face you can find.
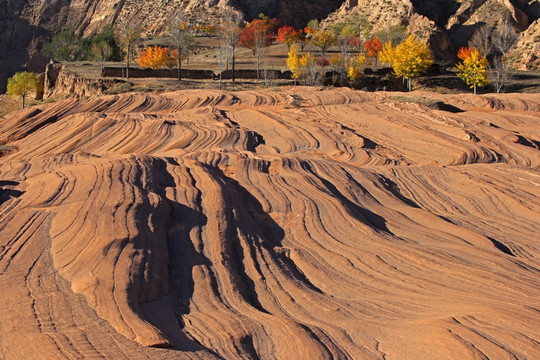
[326,0,539,66]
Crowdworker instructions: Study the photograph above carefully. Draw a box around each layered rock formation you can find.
[1,87,539,359]
[511,19,540,70]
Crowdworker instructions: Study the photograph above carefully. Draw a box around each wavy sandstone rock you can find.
[0,88,539,359]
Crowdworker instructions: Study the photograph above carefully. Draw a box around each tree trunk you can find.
[474,83,477,95]
[126,46,130,79]
[256,51,260,79]
[22,94,26,108]
[177,46,182,80]
[408,78,412,92]
[232,46,236,82]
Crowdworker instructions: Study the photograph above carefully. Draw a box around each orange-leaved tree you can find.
[349,37,363,52]
[364,37,383,66]
[136,45,169,69]
[456,46,489,95]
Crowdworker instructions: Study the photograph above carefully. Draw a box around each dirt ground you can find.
[3,35,539,115]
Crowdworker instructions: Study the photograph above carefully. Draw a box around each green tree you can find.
[7,71,39,108]
[42,30,84,61]
[374,24,407,46]
[331,15,372,40]
[92,24,123,61]
[305,19,320,34]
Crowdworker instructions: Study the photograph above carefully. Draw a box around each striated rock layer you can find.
[0,88,539,359]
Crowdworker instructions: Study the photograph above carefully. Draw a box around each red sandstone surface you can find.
[0,88,539,359]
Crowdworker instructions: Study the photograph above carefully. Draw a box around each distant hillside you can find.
[326,0,539,65]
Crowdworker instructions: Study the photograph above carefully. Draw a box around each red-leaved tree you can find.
[364,37,383,66]
[239,17,278,77]
[349,36,363,52]
[276,26,303,49]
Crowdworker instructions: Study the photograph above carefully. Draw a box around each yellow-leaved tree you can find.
[378,41,396,67]
[310,29,336,55]
[287,43,302,85]
[299,51,319,86]
[379,35,432,91]
[7,71,39,108]
[348,53,367,82]
[456,46,489,95]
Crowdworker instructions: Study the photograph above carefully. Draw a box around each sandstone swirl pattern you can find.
[0,88,539,359]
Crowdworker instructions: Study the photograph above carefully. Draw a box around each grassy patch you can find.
[289,94,305,108]
[104,82,133,95]
[0,144,18,157]
[390,95,441,108]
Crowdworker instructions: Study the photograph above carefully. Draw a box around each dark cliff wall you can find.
[0,0,118,92]
[235,0,344,26]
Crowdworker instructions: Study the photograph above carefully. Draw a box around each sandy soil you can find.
[0,87,539,359]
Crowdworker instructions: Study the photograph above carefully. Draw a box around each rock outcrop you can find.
[509,19,540,70]
[1,87,540,359]
[42,62,119,99]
